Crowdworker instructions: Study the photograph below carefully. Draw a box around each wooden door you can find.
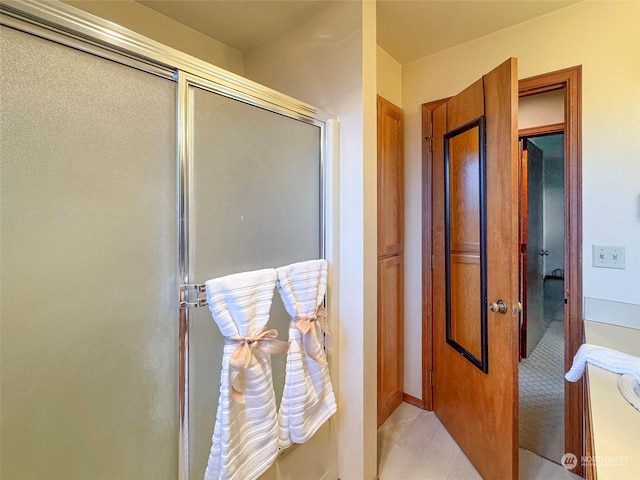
[377,96,404,258]
[377,255,404,426]
[432,59,520,479]
[377,95,404,426]
[520,140,545,358]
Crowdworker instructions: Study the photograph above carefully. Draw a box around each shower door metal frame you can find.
[177,71,328,480]
[1,2,330,479]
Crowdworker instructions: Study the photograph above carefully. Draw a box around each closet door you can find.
[376,95,404,426]
[186,83,323,480]
[0,26,177,479]
[377,255,404,426]
[377,96,404,258]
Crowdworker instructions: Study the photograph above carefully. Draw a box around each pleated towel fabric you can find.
[276,259,337,448]
[565,343,640,383]
[204,268,284,480]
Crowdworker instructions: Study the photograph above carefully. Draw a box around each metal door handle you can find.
[513,301,523,314]
[539,249,549,256]
[489,300,508,314]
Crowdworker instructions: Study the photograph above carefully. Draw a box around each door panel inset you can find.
[377,96,404,257]
[449,254,482,360]
[444,117,487,372]
[377,255,404,426]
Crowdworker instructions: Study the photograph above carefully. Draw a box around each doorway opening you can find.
[518,131,566,465]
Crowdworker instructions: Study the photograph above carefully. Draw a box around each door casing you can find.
[422,66,583,475]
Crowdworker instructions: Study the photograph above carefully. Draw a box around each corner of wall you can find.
[63,0,244,75]
[376,45,402,108]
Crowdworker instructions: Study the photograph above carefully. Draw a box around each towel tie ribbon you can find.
[228,326,289,404]
[295,306,333,366]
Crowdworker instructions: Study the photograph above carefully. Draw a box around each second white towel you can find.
[276,259,337,448]
[565,343,640,383]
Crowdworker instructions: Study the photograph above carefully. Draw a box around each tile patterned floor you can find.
[519,320,565,464]
[378,402,582,480]
[519,279,566,464]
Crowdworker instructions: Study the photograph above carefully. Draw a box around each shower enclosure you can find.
[0,2,331,479]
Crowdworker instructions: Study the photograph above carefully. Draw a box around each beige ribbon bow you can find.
[228,326,289,404]
[295,306,333,366]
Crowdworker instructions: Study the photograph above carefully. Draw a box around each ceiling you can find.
[137,0,580,64]
[138,0,325,52]
[377,0,580,64]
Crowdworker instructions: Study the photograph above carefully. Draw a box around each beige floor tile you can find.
[519,448,582,479]
[378,402,423,470]
[378,403,582,480]
[446,451,482,480]
[379,410,462,479]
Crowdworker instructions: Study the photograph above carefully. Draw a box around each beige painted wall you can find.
[402,0,640,399]
[245,2,377,479]
[64,0,243,74]
[377,45,402,107]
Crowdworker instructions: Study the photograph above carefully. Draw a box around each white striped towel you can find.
[276,259,337,448]
[565,343,640,383]
[204,268,287,480]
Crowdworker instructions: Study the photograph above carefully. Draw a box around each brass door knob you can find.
[489,300,508,314]
[513,301,523,314]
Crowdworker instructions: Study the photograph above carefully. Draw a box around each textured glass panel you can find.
[0,27,178,479]
[188,87,321,479]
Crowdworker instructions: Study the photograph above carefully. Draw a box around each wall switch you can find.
[592,245,626,269]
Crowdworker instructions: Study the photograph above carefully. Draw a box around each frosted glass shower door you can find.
[0,26,178,479]
[185,84,322,479]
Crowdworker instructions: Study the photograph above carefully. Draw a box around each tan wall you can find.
[64,0,243,75]
[245,2,378,479]
[402,0,640,398]
[377,45,402,107]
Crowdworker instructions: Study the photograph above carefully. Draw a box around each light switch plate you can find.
[592,245,626,269]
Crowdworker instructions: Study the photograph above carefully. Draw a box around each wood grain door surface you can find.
[377,255,404,426]
[377,96,404,258]
[377,96,404,427]
[432,59,520,479]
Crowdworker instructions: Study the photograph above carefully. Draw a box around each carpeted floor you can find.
[519,279,565,464]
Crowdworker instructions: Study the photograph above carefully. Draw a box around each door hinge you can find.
[424,135,433,152]
[430,370,434,387]
[179,284,208,308]
[430,254,434,269]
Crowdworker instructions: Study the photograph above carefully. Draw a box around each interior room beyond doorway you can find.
[519,131,566,465]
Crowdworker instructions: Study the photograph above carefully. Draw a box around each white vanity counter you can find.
[584,320,640,479]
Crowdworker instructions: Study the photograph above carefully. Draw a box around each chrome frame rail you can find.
[1,2,330,479]
[177,71,192,480]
